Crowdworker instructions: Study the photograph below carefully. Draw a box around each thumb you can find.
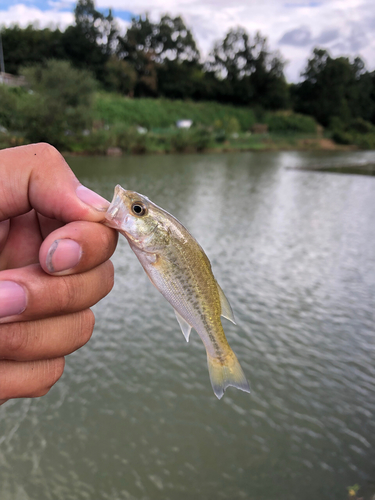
[0,143,109,223]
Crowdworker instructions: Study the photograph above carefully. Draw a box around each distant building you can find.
[176,120,193,129]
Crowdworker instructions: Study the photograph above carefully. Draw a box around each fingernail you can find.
[46,239,82,273]
[76,185,109,212]
[0,281,27,318]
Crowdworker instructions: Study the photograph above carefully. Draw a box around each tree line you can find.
[1,0,375,130]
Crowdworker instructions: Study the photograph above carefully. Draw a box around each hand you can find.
[0,143,118,404]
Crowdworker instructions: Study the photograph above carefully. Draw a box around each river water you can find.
[1,150,375,500]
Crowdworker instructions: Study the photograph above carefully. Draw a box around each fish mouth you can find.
[105,191,128,230]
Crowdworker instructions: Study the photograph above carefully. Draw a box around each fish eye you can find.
[131,202,147,216]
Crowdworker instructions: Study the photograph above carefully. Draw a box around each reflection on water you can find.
[1,151,375,500]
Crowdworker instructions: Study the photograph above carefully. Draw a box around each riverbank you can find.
[0,87,372,154]
[62,133,355,157]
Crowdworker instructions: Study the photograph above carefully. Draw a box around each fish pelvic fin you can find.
[207,351,250,400]
[174,309,192,342]
[216,283,236,324]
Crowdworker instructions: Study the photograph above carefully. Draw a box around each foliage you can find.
[169,128,211,152]
[19,60,96,148]
[264,111,317,133]
[93,93,257,130]
[293,48,375,127]
[61,0,118,82]
[2,0,375,144]
[111,124,149,153]
[103,56,137,95]
[0,85,19,129]
[0,25,66,75]
[331,116,375,149]
[208,29,289,109]
[1,3,290,108]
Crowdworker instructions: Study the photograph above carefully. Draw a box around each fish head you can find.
[105,185,169,250]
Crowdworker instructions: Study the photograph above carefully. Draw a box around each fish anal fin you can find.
[174,310,192,342]
[217,283,236,324]
[207,352,250,399]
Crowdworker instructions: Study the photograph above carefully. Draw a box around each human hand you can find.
[0,143,118,405]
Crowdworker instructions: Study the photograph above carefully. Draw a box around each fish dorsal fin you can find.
[174,310,192,342]
[217,283,236,324]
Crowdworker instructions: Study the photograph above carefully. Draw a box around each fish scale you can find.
[105,185,250,399]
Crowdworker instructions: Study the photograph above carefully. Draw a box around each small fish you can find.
[105,185,250,399]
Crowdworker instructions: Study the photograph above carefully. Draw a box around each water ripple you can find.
[1,151,375,500]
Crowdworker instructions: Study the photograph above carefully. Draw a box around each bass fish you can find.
[105,185,250,399]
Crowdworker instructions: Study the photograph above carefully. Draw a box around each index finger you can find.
[0,143,109,223]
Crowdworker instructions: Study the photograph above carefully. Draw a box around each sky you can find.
[0,0,374,82]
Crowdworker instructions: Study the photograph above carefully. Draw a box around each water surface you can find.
[1,150,375,500]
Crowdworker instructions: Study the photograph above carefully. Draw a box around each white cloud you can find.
[0,0,374,81]
[0,4,74,29]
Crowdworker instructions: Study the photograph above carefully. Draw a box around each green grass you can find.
[93,93,257,131]
[0,86,330,154]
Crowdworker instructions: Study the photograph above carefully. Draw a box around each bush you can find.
[330,117,375,149]
[191,128,211,151]
[0,85,18,130]
[348,118,374,134]
[265,111,317,133]
[73,129,112,154]
[332,130,352,145]
[112,124,149,154]
[353,133,375,149]
[19,60,96,149]
[170,130,192,152]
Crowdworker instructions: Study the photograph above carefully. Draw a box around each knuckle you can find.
[0,358,65,400]
[31,142,61,160]
[55,275,80,312]
[100,226,118,255]
[1,323,29,358]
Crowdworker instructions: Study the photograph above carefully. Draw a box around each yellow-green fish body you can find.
[105,185,249,399]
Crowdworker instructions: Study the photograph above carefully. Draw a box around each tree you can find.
[116,14,200,97]
[19,60,96,148]
[62,0,118,83]
[208,29,289,109]
[104,56,137,95]
[0,25,66,75]
[293,48,375,126]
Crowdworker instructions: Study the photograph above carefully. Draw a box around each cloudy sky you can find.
[1,0,374,81]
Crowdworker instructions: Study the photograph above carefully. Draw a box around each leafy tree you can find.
[74,0,117,55]
[0,25,66,75]
[153,15,200,63]
[208,29,289,109]
[62,0,118,82]
[116,15,157,96]
[293,48,375,126]
[104,56,137,95]
[19,60,96,148]
[116,14,200,97]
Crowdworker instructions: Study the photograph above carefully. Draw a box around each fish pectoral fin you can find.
[217,283,236,324]
[144,252,157,264]
[174,310,192,342]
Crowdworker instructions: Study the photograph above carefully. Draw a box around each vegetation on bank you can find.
[0,62,322,154]
[1,0,375,142]
[1,0,375,154]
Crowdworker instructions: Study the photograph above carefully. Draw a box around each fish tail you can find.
[207,351,250,400]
